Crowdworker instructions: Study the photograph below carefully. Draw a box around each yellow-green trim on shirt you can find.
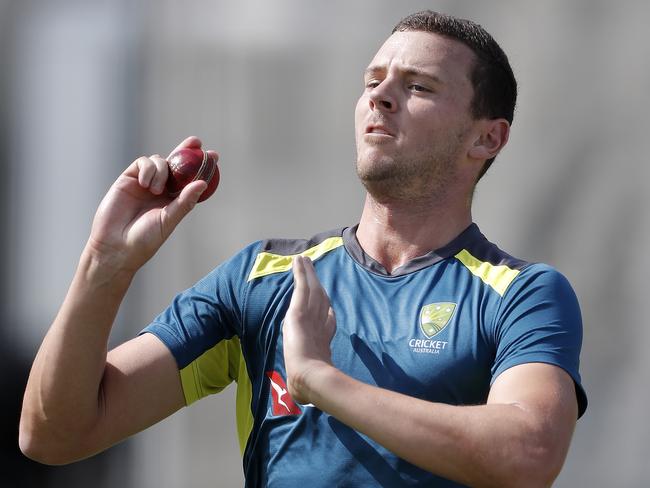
[455,248,520,297]
[179,337,254,456]
[247,236,343,281]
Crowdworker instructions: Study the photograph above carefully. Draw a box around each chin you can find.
[358,178,412,204]
[356,154,397,181]
[356,165,401,201]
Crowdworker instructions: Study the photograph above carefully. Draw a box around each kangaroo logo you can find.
[266,371,302,416]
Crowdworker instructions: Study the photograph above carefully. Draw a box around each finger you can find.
[205,150,219,164]
[148,155,169,195]
[160,179,206,237]
[326,307,337,333]
[134,156,156,189]
[327,306,336,322]
[177,178,207,206]
[171,136,202,154]
[289,256,309,309]
[302,257,329,308]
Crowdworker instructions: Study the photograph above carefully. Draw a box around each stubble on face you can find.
[356,120,470,204]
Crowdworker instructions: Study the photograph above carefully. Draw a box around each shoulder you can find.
[257,228,345,254]
[248,228,346,281]
[453,226,577,302]
[452,226,532,297]
[194,227,347,291]
[500,262,582,331]
[469,233,587,416]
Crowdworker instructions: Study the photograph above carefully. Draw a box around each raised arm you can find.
[19,137,215,464]
[283,256,578,488]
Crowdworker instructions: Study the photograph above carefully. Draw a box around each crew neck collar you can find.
[342,223,482,277]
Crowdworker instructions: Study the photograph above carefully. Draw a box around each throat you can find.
[355,194,472,274]
[370,244,432,275]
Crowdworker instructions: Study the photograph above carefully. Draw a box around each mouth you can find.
[365,124,394,137]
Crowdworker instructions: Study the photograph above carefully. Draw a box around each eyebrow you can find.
[363,66,444,85]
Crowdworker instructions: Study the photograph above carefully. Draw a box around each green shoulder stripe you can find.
[248,236,343,281]
[455,248,521,297]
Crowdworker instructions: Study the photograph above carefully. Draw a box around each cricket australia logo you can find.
[420,302,456,338]
[409,302,456,354]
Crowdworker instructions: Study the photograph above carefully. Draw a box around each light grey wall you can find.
[3,0,648,486]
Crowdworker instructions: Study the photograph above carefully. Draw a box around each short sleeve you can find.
[140,241,259,371]
[491,264,588,417]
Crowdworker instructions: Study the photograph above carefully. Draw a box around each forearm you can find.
[20,140,211,464]
[20,243,135,461]
[305,365,557,488]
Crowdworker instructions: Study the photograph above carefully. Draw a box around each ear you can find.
[468,119,510,161]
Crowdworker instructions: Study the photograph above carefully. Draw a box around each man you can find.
[20,10,587,487]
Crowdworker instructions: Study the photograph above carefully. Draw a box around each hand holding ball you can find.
[166,148,220,202]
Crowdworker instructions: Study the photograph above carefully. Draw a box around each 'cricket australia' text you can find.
[409,339,448,354]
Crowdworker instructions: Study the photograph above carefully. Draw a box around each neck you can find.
[356,193,472,274]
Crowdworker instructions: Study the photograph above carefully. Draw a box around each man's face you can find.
[355,30,477,201]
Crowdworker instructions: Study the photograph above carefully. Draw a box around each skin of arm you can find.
[283,255,578,488]
[19,137,211,464]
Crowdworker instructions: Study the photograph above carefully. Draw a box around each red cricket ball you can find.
[166,147,220,202]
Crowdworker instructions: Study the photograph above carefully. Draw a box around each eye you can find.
[365,80,381,89]
[408,83,430,93]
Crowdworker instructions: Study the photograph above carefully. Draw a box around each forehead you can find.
[367,31,475,85]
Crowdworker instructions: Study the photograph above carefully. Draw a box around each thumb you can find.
[161,179,207,236]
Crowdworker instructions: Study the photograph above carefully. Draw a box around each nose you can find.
[368,80,397,113]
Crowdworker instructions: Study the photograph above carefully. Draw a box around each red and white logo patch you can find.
[266,371,302,416]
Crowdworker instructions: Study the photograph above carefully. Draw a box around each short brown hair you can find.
[393,11,517,179]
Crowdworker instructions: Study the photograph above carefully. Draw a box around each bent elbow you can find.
[19,415,87,466]
[505,436,568,488]
[19,424,59,465]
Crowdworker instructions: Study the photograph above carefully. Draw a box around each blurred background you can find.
[1,0,648,486]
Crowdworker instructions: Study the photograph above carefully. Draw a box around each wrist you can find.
[294,361,340,406]
[79,240,137,289]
